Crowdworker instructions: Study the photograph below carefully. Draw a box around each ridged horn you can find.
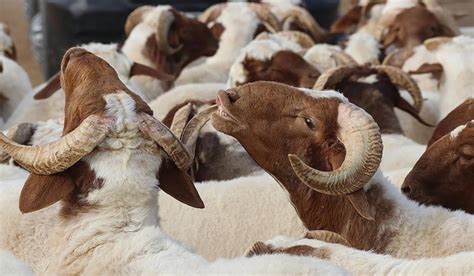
[288,102,383,195]
[278,31,315,48]
[0,115,111,175]
[381,48,414,68]
[156,9,183,55]
[313,65,373,90]
[199,3,227,24]
[304,230,352,247]
[248,3,281,33]
[374,65,423,112]
[280,6,327,43]
[0,123,36,163]
[125,5,154,36]
[170,103,193,138]
[423,36,452,51]
[180,105,218,161]
[138,112,192,171]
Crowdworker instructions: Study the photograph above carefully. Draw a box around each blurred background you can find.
[0,0,473,86]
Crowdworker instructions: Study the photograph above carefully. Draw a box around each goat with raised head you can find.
[207,81,474,258]
[0,48,347,275]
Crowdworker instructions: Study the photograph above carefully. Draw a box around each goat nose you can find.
[401,185,411,195]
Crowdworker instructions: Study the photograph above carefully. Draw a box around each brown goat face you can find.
[240,51,320,88]
[383,7,454,48]
[168,10,219,65]
[212,81,346,174]
[402,123,474,213]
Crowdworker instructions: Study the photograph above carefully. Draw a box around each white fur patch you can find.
[450,123,468,139]
[0,23,14,56]
[344,32,380,65]
[304,44,342,72]
[298,88,349,103]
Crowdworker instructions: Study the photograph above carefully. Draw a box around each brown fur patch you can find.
[238,51,320,88]
[330,6,362,33]
[428,99,474,146]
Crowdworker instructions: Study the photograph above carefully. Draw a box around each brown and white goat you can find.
[208,81,474,258]
[402,99,474,213]
[0,48,345,275]
[121,5,218,99]
[382,5,456,50]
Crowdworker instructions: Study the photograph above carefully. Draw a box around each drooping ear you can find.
[345,189,375,221]
[210,22,225,41]
[330,6,362,33]
[34,72,61,99]
[5,44,17,61]
[19,173,75,213]
[382,25,398,47]
[395,97,434,127]
[129,62,175,81]
[409,63,443,81]
[439,24,456,37]
[158,160,204,208]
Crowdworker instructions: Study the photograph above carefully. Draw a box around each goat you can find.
[0,48,347,275]
[208,81,474,259]
[121,5,219,100]
[175,3,281,85]
[402,100,474,213]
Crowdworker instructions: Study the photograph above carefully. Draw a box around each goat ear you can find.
[330,6,362,33]
[34,72,61,100]
[129,62,175,81]
[5,44,17,61]
[395,97,434,127]
[409,63,443,81]
[158,160,204,209]
[345,189,375,221]
[210,23,225,41]
[382,26,398,47]
[19,173,75,213]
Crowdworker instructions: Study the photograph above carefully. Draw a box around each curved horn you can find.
[381,48,414,68]
[199,3,227,24]
[0,123,36,163]
[170,103,193,137]
[423,36,452,51]
[278,31,315,48]
[248,3,281,33]
[125,5,154,36]
[313,65,374,90]
[329,49,358,66]
[289,102,383,195]
[374,65,423,112]
[304,230,351,247]
[0,115,111,175]
[280,7,327,43]
[156,9,183,55]
[180,105,218,161]
[138,113,192,171]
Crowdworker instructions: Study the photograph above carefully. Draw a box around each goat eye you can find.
[304,117,316,129]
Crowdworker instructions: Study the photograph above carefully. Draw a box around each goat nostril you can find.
[401,186,411,195]
[227,90,239,103]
